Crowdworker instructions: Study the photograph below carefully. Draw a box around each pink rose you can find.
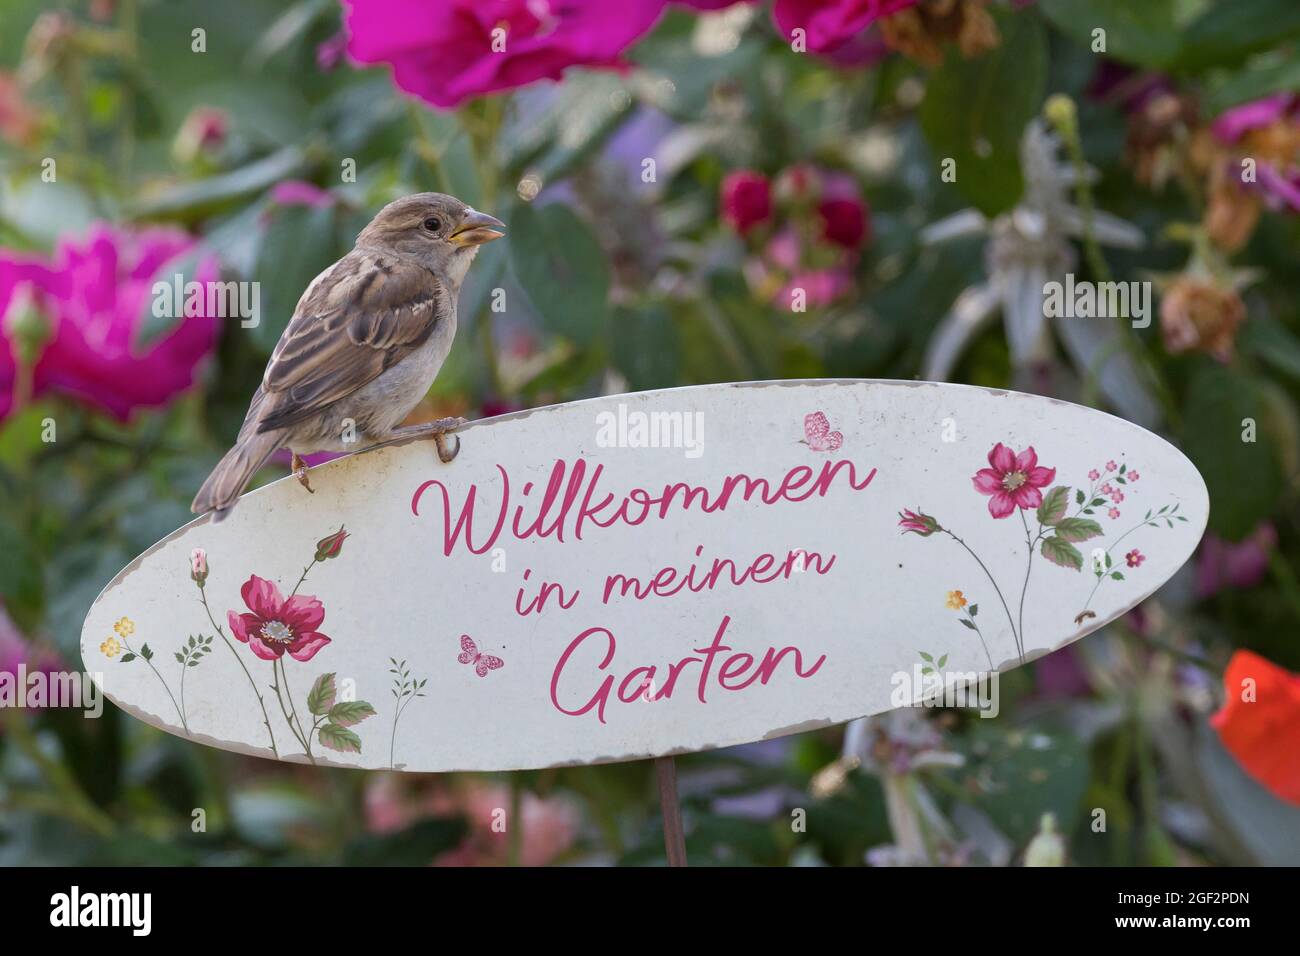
[720,170,772,235]
[772,0,917,57]
[0,224,221,422]
[343,0,667,110]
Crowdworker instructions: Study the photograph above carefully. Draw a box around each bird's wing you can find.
[255,250,449,433]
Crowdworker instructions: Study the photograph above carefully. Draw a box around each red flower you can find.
[817,197,870,249]
[720,170,772,235]
[971,443,1056,519]
[1212,650,1300,805]
[1125,548,1144,568]
[227,575,330,662]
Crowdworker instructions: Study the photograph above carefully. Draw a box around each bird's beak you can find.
[450,208,506,246]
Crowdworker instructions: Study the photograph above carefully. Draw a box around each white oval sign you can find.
[81,380,1207,771]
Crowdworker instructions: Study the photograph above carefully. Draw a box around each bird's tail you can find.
[191,429,283,521]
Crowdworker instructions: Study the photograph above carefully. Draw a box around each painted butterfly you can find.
[458,634,504,677]
[803,411,843,452]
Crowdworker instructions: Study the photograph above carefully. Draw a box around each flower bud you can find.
[897,508,941,537]
[189,547,208,587]
[314,527,349,561]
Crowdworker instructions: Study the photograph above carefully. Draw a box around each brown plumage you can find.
[192,193,504,520]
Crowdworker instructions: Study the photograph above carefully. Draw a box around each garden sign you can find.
[81,380,1208,772]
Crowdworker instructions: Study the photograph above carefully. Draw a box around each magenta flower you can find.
[1088,469,1100,481]
[721,170,772,235]
[1,224,221,422]
[270,179,336,209]
[227,575,331,662]
[343,0,666,110]
[772,0,916,59]
[1125,549,1145,569]
[1196,523,1277,599]
[971,443,1056,519]
[1108,507,1120,520]
[1105,460,1117,471]
[1128,471,1140,482]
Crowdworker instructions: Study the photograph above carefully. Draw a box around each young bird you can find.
[192,193,504,520]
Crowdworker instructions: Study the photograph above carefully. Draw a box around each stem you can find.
[1017,510,1043,661]
[199,585,278,758]
[124,637,187,734]
[270,663,310,758]
[180,655,189,731]
[1081,519,1152,612]
[287,559,318,600]
[942,528,1020,661]
[278,657,315,764]
[968,614,994,671]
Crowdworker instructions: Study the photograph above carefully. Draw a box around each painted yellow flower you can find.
[100,636,121,658]
[945,590,967,610]
[112,616,135,638]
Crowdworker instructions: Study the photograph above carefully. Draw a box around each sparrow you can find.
[191,192,504,520]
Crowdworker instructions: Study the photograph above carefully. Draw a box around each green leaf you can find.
[328,700,377,727]
[1110,571,1125,580]
[919,11,1047,216]
[318,722,362,754]
[1040,536,1084,572]
[1175,0,1300,71]
[1039,0,1181,69]
[1075,489,1085,506]
[250,204,341,353]
[1181,365,1284,540]
[1053,517,1104,543]
[508,201,610,346]
[919,651,934,662]
[1036,486,1070,526]
[969,604,978,617]
[959,618,976,630]
[141,644,153,661]
[306,673,337,716]
[937,654,948,668]
[129,146,306,218]
[120,653,136,663]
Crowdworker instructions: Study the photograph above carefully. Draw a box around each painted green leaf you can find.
[1036,486,1070,526]
[329,700,377,728]
[307,672,337,717]
[1053,517,1103,543]
[1040,536,1084,571]
[318,722,362,754]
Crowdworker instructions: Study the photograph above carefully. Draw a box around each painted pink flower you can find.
[1100,482,1113,495]
[227,574,331,662]
[1105,460,1117,471]
[898,507,939,536]
[1126,549,1144,568]
[1128,470,1139,481]
[0,224,220,421]
[971,443,1055,519]
[1111,490,1124,504]
[771,0,917,59]
[721,170,772,235]
[1088,469,1100,481]
[343,0,666,110]
[1108,507,1120,519]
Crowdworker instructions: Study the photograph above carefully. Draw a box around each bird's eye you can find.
[422,216,442,233]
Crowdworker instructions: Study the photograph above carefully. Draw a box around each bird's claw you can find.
[434,432,460,463]
[291,453,315,494]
